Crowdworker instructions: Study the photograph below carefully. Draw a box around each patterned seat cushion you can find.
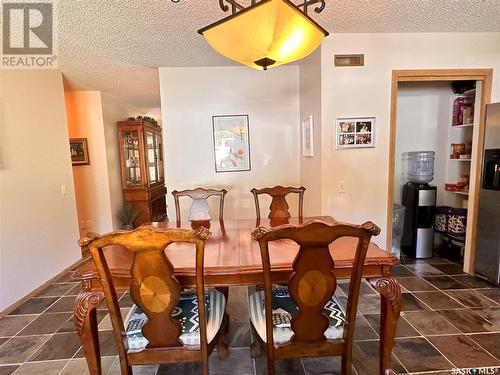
[249,287,346,344]
[124,289,226,350]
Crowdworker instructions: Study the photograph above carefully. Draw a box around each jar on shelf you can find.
[457,175,469,190]
[450,143,465,159]
[462,106,474,125]
[452,96,473,126]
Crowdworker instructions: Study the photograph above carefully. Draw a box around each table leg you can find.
[368,277,402,375]
[74,289,104,375]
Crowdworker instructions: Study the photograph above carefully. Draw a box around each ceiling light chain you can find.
[217,0,325,15]
[170,0,325,16]
[297,0,325,15]
[219,0,255,14]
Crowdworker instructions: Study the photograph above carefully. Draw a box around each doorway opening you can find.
[387,69,493,274]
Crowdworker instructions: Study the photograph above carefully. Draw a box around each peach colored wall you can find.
[65,91,114,235]
[0,70,80,311]
[65,92,146,233]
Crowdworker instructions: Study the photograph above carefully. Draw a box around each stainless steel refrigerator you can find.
[475,102,500,285]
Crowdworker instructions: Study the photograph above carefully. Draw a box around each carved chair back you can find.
[250,186,305,220]
[251,219,380,375]
[86,226,212,375]
[172,188,227,223]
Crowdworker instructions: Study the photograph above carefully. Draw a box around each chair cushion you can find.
[249,287,346,344]
[124,289,226,350]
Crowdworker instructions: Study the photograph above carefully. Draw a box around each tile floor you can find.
[0,257,499,374]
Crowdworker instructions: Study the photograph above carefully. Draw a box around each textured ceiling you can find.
[59,0,500,109]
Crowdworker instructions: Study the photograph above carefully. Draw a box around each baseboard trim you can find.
[0,257,86,318]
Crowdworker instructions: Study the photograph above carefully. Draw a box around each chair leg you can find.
[368,278,402,375]
[202,354,209,375]
[119,358,132,375]
[341,354,352,375]
[250,325,275,375]
[266,350,275,375]
[217,313,229,360]
[249,324,262,359]
[73,291,104,375]
[250,340,261,359]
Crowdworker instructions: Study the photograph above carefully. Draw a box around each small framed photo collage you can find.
[336,117,375,149]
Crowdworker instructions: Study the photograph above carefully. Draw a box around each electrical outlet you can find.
[61,184,67,196]
[338,181,346,193]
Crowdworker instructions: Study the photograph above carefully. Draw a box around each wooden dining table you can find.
[73,217,401,375]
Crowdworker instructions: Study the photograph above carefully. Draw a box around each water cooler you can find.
[401,152,437,259]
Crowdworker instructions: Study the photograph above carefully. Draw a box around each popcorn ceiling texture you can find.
[59,0,500,109]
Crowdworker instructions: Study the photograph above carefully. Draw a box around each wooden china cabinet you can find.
[117,120,167,227]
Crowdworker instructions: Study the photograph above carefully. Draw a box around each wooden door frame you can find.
[387,69,493,273]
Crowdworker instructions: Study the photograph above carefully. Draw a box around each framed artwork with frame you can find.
[336,117,375,149]
[302,115,314,157]
[212,115,251,173]
[70,138,90,165]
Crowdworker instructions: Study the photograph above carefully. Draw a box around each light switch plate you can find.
[338,181,346,193]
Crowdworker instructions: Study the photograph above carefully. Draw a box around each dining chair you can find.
[86,226,228,375]
[172,188,227,223]
[250,186,305,220]
[249,219,382,375]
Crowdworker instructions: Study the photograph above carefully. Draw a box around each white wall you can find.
[0,70,80,311]
[299,50,323,216]
[320,33,500,248]
[395,82,454,206]
[159,66,301,221]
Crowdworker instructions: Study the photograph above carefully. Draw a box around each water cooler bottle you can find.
[401,152,437,259]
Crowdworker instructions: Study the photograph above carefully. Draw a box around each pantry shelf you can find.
[454,89,476,97]
[462,88,476,96]
[448,190,469,196]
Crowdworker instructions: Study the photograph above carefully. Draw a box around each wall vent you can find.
[334,54,364,67]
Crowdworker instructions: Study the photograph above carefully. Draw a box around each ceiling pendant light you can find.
[198,0,328,70]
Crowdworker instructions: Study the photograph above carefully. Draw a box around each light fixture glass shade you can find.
[198,0,328,70]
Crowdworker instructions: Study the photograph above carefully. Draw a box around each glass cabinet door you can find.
[146,132,157,185]
[155,133,164,181]
[123,131,141,185]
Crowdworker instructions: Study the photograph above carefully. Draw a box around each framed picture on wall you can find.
[336,117,375,149]
[70,138,90,165]
[212,115,251,173]
[302,115,314,157]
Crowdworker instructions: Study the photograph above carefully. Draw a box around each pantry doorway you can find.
[387,69,493,274]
